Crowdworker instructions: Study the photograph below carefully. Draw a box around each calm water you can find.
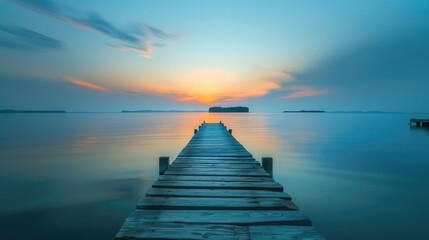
[1,113,428,239]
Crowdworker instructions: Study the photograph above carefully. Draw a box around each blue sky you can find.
[1,0,428,112]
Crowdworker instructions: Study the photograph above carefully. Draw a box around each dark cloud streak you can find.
[0,25,62,50]
[11,0,176,58]
[69,11,141,45]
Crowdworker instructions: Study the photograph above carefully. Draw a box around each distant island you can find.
[0,109,66,113]
[283,110,325,113]
[121,110,205,113]
[209,106,249,113]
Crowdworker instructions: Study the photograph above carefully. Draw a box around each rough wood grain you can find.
[152,180,284,191]
[172,160,259,164]
[163,171,271,177]
[146,188,291,199]
[169,163,261,169]
[137,197,298,210]
[176,156,256,161]
[165,168,267,173]
[157,175,275,182]
[125,210,311,226]
[117,222,249,240]
[249,225,326,240]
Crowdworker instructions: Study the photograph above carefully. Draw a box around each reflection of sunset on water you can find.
[2,113,429,240]
[177,113,286,159]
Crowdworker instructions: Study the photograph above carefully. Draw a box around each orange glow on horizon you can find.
[125,68,292,105]
[200,96,216,104]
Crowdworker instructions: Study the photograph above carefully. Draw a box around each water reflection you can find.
[1,112,429,239]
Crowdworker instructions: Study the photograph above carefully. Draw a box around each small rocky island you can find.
[209,106,249,113]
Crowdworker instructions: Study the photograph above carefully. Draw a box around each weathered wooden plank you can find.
[181,147,247,149]
[182,145,246,148]
[163,170,271,177]
[249,225,326,240]
[180,152,251,156]
[187,143,242,145]
[152,180,284,191]
[124,210,311,226]
[137,197,298,210]
[172,160,259,165]
[179,150,249,152]
[165,168,267,173]
[158,175,275,182]
[179,154,252,158]
[182,149,247,152]
[146,188,291,199]
[116,224,324,240]
[178,154,253,158]
[116,222,249,240]
[183,143,243,145]
[176,156,255,160]
[181,147,248,150]
[179,150,251,155]
[174,158,257,162]
[169,163,261,169]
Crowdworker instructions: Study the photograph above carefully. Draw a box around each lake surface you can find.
[1,112,428,239]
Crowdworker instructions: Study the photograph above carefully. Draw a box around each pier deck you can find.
[116,122,325,239]
[410,118,429,128]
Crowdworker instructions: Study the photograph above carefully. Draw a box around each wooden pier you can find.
[410,118,429,128]
[116,122,325,239]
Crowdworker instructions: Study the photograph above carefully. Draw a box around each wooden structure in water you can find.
[410,118,429,128]
[116,122,325,239]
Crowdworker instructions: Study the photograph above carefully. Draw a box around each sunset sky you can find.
[1,0,428,112]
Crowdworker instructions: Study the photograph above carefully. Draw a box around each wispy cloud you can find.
[66,77,110,93]
[0,25,62,50]
[282,86,329,99]
[12,0,177,58]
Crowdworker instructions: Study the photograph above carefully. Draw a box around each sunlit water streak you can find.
[0,112,428,239]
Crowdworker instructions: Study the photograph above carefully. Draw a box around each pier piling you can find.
[262,157,273,177]
[158,156,170,175]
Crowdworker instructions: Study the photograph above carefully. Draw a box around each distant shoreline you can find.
[1,109,427,114]
[0,109,66,113]
[283,110,325,113]
[121,110,205,113]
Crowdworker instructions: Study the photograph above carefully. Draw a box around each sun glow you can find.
[200,96,216,104]
[125,68,292,105]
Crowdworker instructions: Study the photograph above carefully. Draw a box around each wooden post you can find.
[159,156,170,175]
[229,129,232,134]
[203,121,205,124]
[194,129,198,134]
[262,157,273,177]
